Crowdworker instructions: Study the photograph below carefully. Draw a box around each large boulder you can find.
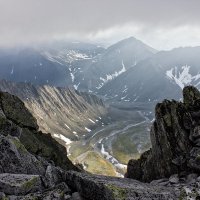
[0,173,42,195]
[0,135,46,175]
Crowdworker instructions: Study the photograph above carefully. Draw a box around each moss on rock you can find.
[11,137,28,153]
[0,92,38,130]
[22,176,39,192]
[106,184,127,200]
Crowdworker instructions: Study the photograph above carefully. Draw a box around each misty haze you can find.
[0,1,200,199]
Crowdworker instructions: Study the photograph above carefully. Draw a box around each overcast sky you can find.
[0,0,200,50]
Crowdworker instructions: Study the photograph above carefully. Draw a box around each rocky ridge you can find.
[127,85,200,199]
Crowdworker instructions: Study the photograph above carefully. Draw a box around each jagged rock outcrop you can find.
[127,86,200,183]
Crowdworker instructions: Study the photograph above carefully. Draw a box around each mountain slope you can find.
[75,37,157,91]
[99,47,200,102]
[0,48,71,86]
[0,80,107,141]
[0,42,104,88]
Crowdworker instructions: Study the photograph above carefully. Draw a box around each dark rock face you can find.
[0,91,38,130]
[0,135,46,175]
[127,86,200,182]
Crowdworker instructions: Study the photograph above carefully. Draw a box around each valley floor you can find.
[67,101,154,176]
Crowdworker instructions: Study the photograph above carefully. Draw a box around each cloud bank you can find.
[0,0,200,49]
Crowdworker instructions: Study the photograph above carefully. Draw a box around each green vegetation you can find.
[2,197,9,200]
[22,176,38,191]
[69,141,92,160]
[11,137,28,153]
[112,124,151,164]
[106,184,127,200]
[69,144,117,176]
[79,151,116,176]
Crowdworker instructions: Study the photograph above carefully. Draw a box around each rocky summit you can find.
[1,87,200,199]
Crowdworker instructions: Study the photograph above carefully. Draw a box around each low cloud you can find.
[0,0,200,49]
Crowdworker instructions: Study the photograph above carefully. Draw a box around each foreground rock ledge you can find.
[66,171,179,200]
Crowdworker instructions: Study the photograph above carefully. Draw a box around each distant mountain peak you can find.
[107,37,157,54]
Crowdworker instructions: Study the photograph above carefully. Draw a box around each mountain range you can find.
[0,37,200,103]
[99,47,200,102]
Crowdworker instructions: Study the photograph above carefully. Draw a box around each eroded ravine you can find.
[68,104,153,176]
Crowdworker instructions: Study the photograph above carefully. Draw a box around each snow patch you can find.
[70,73,75,82]
[101,144,127,170]
[121,95,128,100]
[65,124,71,130]
[53,134,72,145]
[11,67,14,75]
[97,60,126,89]
[88,118,95,124]
[74,82,80,90]
[166,66,200,89]
[44,50,91,65]
[67,145,71,156]
[85,127,91,132]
